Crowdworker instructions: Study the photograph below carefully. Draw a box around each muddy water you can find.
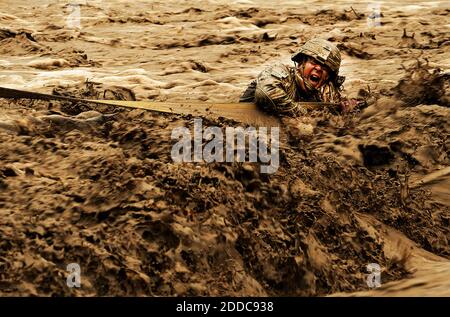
[1,0,448,99]
[0,0,449,296]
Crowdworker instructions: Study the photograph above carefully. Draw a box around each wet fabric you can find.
[240,63,342,117]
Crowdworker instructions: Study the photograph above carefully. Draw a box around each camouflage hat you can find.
[292,38,341,75]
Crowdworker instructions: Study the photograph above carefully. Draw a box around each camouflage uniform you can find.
[240,38,344,117]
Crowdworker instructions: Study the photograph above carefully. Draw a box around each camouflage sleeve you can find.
[254,63,309,117]
[320,81,342,103]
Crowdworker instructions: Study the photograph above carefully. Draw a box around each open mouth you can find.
[309,74,321,85]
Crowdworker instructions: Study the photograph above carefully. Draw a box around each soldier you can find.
[240,38,358,116]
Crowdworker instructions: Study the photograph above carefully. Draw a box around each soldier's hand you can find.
[339,98,359,113]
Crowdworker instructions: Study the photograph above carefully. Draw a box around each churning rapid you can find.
[0,0,448,296]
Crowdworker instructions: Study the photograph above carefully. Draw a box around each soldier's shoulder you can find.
[260,62,293,80]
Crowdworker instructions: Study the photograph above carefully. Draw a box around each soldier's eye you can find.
[311,60,322,67]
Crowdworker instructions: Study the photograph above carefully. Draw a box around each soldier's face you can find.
[300,57,330,89]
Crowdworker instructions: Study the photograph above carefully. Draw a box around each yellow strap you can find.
[1,86,340,127]
[0,86,279,126]
[90,99,280,126]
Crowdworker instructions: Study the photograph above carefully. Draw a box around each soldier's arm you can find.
[323,80,368,113]
[254,64,310,117]
[320,81,342,103]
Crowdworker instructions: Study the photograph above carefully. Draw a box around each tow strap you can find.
[0,86,339,126]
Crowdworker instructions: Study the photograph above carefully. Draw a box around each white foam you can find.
[27,58,69,69]
[116,68,148,76]
[0,75,26,86]
[0,60,12,67]
[35,68,93,80]
[215,16,260,32]
[233,0,255,4]
[95,74,168,87]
